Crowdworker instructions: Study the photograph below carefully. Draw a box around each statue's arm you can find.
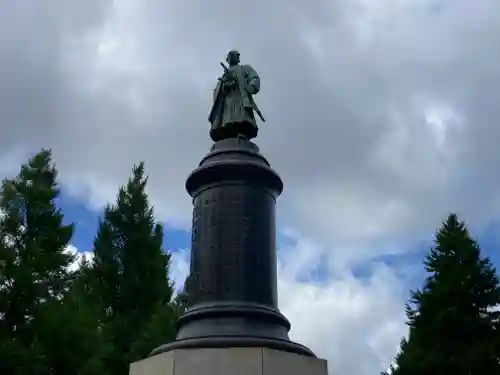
[243,65,260,95]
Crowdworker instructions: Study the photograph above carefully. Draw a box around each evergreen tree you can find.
[0,149,74,374]
[390,214,500,375]
[90,162,177,375]
[34,259,113,375]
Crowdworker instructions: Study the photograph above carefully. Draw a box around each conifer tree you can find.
[0,150,74,374]
[90,163,177,375]
[35,259,112,375]
[390,214,500,375]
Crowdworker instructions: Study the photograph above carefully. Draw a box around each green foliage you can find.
[34,274,113,375]
[0,335,48,375]
[90,162,178,375]
[0,153,181,375]
[391,214,500,375]
[129,301,178,359]
[0,149,74,374]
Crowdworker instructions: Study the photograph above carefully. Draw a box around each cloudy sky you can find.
[3,0,500,373]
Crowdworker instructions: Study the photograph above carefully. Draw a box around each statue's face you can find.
[227,51,240,66]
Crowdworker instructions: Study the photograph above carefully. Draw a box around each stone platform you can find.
[130,347,328,375]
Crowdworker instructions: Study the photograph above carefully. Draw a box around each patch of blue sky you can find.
[162,225,191,251]
[56,192,100,251]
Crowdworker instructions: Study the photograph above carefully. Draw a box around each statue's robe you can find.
[208,64,263,142]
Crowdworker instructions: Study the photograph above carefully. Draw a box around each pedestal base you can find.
[130,347,328,375]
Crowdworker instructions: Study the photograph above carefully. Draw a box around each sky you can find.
[2,0,500,374]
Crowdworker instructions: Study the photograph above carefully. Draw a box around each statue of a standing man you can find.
[208,50,265,142]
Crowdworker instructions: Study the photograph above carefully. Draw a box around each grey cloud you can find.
[6,1,500,372]
[0,0,113,163]
[1,0,500,270]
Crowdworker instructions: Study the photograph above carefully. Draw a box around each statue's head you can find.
[226,50,240,66]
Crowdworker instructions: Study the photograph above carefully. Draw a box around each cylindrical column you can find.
[151,138,315,358]
[190,183,278,306]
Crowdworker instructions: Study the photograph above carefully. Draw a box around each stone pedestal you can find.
[152,138,313,358]
[130,347,328,375]
[137,138,329,374]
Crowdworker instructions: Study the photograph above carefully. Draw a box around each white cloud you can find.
[277,234,408,375]
[170,232,408,375]
[64,244,94,272]
[170,247,190,292]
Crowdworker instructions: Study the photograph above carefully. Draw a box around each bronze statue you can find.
[208,50,265,142]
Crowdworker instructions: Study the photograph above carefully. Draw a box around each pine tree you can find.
[391,214,500,375]
[0,149,74,374]
[90,162,177,375]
